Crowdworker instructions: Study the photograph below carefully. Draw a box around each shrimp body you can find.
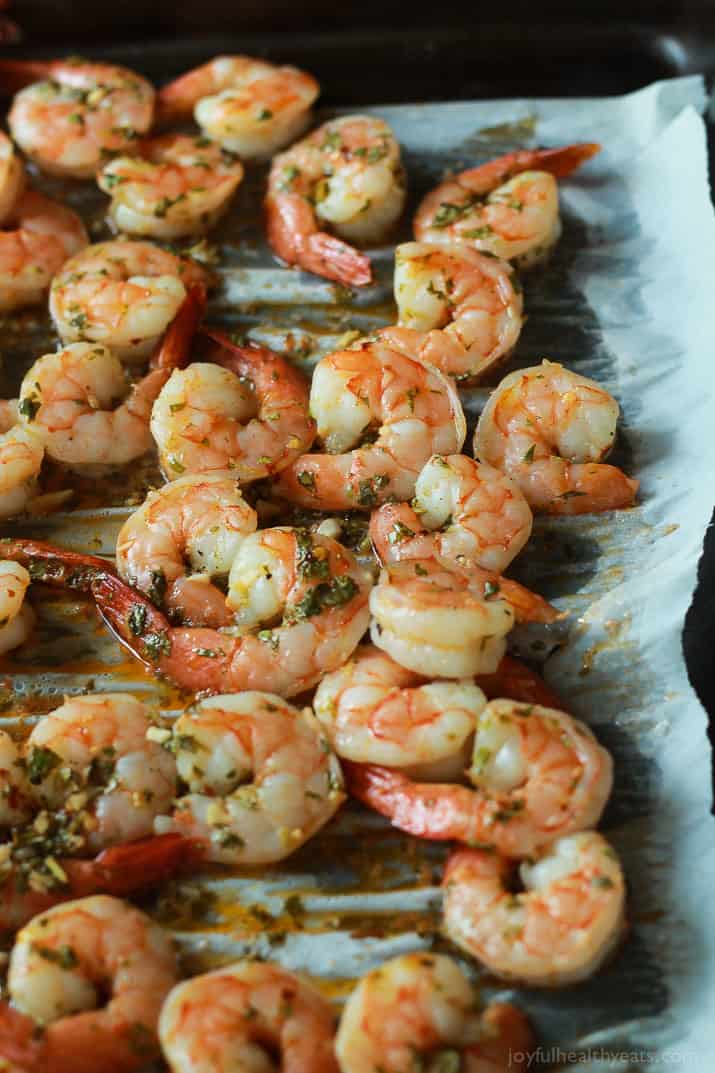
[5,59,155,178]
[474,360,638,514]
[336,952,534,1073]
[266,115,405,285]
[155,692,344,864]
[98,133,244,240]
[151,333,315,482]
[157,55,320,159]
[117,473,257,628]
[372,453,532,575]
[50,240,209,363]
[389,241,523,379]
[0,129,25,223]
[0,189,88,313]
[0,418,45,518]
[18,343,170,471]
[274,335,466,510]
[369,562,516,679]
[0,559,35,654]
[346,699,612,856]
[0,724,33,825]
[414,143,600,266]
[0,895,178,1073]
[25,693,177,855]
[95,528,372,698]
[159,960,338,1073]
[314,643,486,775]
[443,831,626,986]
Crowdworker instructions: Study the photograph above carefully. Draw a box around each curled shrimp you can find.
[371,452,533,574]
[151,329,316,482]
[117,473,257,628]
[98,133,245,240]
[159,960,338,1073]
[154,691,344,864]
[314,643,487,777]
[346,698,612,857]
[336,952,534,1073]
[274,334,466,511]
[50,239,210,363]
[0,129,25,222]
[443,831,626,986]
[474,360,639,514]
[156,55,320,158]
[1,188,88,314]
[0,559,35,654]
[386,241,523,380]
[51,526,372,698]
[414,142,600,267]
[0,895,178,1073]
[266,114,406,286]
[3,57,155,179]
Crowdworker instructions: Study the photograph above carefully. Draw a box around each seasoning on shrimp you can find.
[346,698,613,857]
[0,559,35,654]
[156,55,319,159]
[2,57,155,178]
[0,403,45,519]
[386,240,524,379]
[474,359,639,513]
[443,831,626,985]
[116,473,257,627]
[153,691,344,864]
[274,334,466,510]
[266,114,406,285]
[336,952,535,1073]
[414,142,600,267]
[50,239,210,363]
[0,895,178,1073]
[159,960,339,1073]
[98,133,245,239]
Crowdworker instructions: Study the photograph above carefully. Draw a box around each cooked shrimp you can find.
[274,334,466,510]
[98,133,244,240]
[372,453,533,574]
[159,960,338,1073]
[157,55,319,156]
[50,239,209,363]
[0,726,33,826]
[266,114,405,286]
[154,691,344,864]
[346,699,612,857]
[116,473,257,628]
[336,952,534,1073]
[443,831,626,986]
[1,189,88,313]
[0,559,35,654]
[314,644,486,778]
[18,343,169,471]
[25,692,177,855]
[3,58,155,178]
[0,129,25,222]
[474,360,639,514]
[151,329,315,482]
[387,241,523,379]
[414,143,600,267]
[0,417,45,518]
[0,895,178,1073]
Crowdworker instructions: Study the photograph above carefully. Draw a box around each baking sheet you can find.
[1,74,714,1069]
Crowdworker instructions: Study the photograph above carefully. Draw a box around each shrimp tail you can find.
[150,283,207,371]
[266,192,372,287]
[492,574,563,624]
[63,833,200,897]
[91,572,174,672]
[476,655,565,708]
[522,142,601,179]
[458,142,601,196]
[0,538,111,591]
[344,762,476,842]
[305,231,373,287]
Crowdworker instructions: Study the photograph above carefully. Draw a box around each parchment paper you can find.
[3,75,714,1071]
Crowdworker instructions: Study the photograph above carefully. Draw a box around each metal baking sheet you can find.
[1,74,714,1070]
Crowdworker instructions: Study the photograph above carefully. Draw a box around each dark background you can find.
[2,0,714,798]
